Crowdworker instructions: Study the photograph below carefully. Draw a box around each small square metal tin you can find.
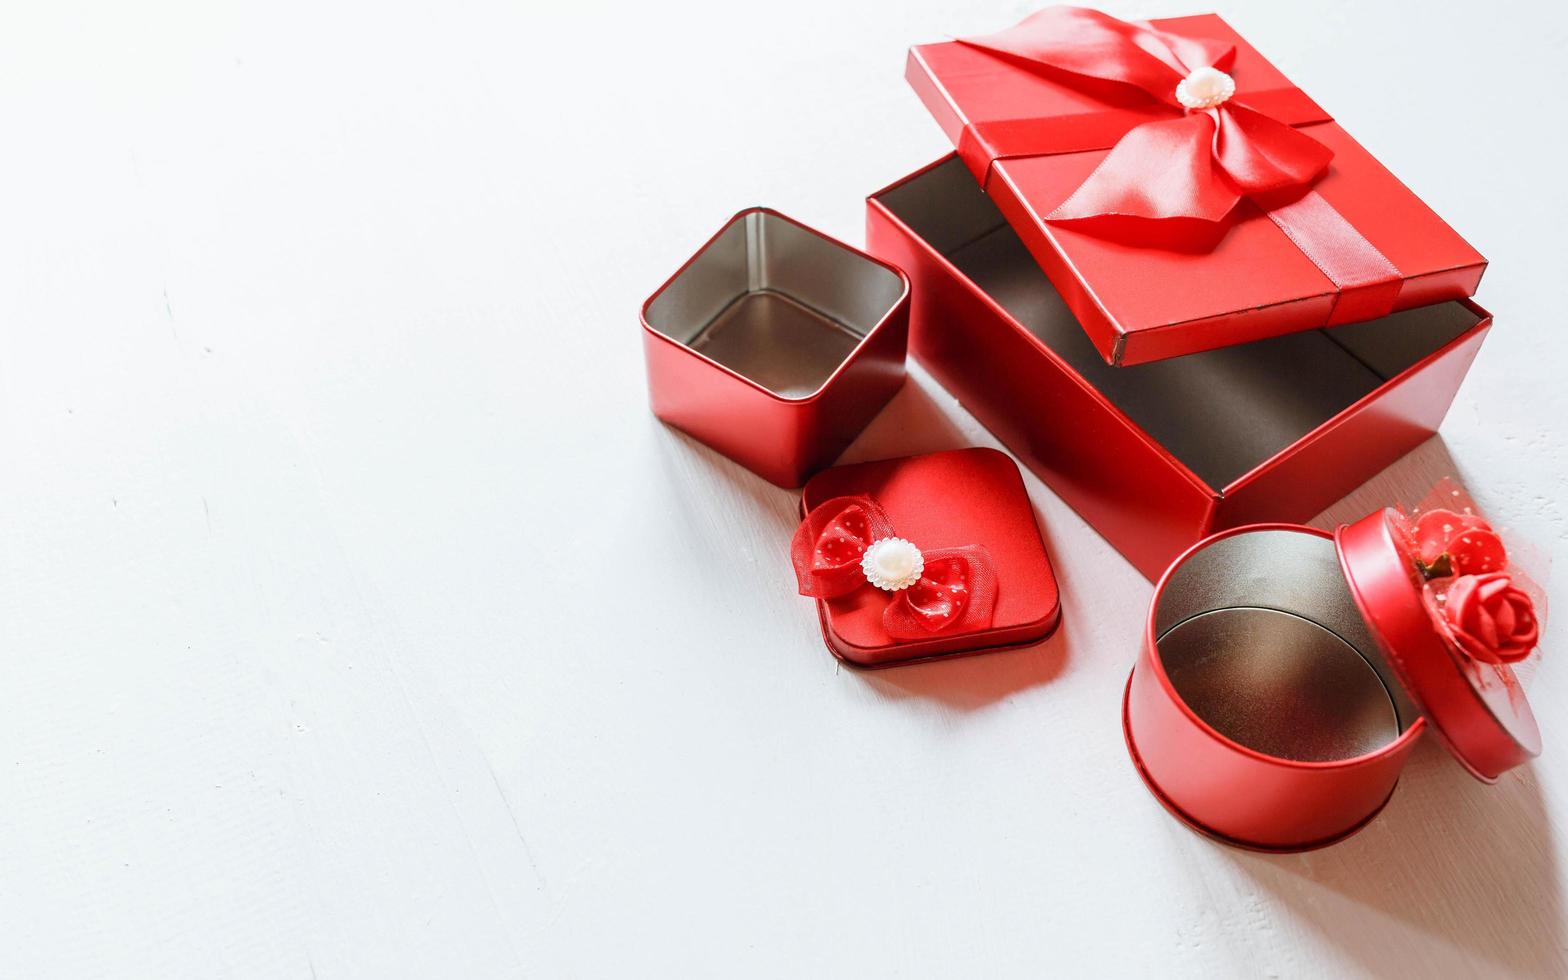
[643,208,910,488]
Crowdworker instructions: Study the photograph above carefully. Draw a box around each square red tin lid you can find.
[799,447,1061,668]
[1336,509,1541,782]
[906,11,1487,366]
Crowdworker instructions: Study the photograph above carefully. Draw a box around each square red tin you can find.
[799,447,1061,668]
[905,11,1486,365]
[642,208,911,488]
[1124,511,1540,851]
[867,157,1493,580]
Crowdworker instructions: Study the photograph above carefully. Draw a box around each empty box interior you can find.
[1151,528,1419,762]
[643,210,907,399]
[874,159,1485,488]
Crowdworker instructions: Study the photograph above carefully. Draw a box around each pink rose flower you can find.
[1441,572,1539,665]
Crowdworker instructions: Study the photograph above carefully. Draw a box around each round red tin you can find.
[1124,509,1541,852]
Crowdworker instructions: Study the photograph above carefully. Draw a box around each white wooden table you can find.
[3,1,1564,976]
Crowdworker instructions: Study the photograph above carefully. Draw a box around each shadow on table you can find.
[1226,738,1562,978]
[857,628,1068,709]
[1226,432,1563,976]
[648,420,798,538]
[834,372,974,465]
[1308,432,1475,530]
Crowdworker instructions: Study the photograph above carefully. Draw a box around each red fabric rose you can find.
[1440,572,1539,665]
[1414,508,1508,575]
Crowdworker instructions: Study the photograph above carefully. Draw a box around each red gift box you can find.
[867,157,1492,580]
[643,208,910,488]
[905,9,1486,365]
[1123,509,1541,851]
[796,448,1061,668]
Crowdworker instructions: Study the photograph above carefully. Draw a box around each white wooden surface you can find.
[2,1,1565,976]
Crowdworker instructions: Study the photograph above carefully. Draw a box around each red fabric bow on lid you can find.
[790,496,997,641]
[957,7,1402,312]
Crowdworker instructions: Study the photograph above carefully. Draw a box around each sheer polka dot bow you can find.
[790,496,997,640]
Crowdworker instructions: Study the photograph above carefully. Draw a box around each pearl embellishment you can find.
[861,538,925,591]
[1175,66,1235,110]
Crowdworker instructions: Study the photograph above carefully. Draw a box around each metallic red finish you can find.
[867,158,1492,580]
[1127,516,1542,850]
[1121,674,1403,853]
[905,14,1487,365]
[1213,324,1489,531]
[1126,524,1426,851]
[642,209,910,489]
[1337,510,1542,782]
[800,448,1061,668]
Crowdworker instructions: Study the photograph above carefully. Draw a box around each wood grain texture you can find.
[0,1,1563,976]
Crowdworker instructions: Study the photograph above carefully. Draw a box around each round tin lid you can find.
[1336,509,1541,782]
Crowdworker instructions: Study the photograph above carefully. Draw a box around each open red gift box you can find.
[861,9,1495,580]
[869,156,1490,581]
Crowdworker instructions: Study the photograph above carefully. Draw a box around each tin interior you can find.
[873,159,1485,488]
[644,210,906,399]
[1151,528,1419,762]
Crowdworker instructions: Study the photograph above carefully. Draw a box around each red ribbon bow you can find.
[790,496,997,641]
[962,7,1332,227]
[959,7,1401,318]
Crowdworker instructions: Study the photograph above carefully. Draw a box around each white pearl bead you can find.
[876,547,915,580]
[860,538,925,591]
[1175,66,1236,110]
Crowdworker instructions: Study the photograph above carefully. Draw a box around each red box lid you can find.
[906,10,1487,366]
[798,448,1060,668]
[1337,509,1540,782]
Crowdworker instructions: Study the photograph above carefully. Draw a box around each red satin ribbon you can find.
[959,6,1401,321]
[790,496,997,641]
[1260,190,1401,325]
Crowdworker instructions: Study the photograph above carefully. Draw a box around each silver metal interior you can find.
[1151,528,1418,762]
[645,210,905,399]
[874,158,1483,488]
